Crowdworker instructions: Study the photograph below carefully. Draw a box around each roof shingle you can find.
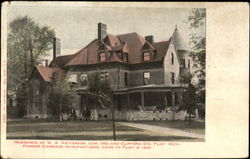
[35,66,59,82]
[52,32,171,67]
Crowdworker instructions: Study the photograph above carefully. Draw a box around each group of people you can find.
[59,106,90,122]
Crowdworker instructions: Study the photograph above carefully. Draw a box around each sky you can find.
[6,3,205,62]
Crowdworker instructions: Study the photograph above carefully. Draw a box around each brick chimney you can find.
[53,37,61,59]
[145,35,154,44]
[98,22,107,41]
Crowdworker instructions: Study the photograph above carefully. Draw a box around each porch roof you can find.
[114,84,187,94]
[76,84,187,94]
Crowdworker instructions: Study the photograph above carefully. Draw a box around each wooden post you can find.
[171,92,175,107]
[127,93,130,110]
[141,91,144,110]
[111,104,116,141]
[171,92,175,120]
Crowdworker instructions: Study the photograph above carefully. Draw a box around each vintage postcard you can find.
[1,2,248,158]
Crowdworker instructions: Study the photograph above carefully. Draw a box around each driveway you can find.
[118,122,205,139]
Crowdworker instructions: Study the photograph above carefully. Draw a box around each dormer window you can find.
[143,52,150,61]
[99,52,106,62]
[124,53,128,62]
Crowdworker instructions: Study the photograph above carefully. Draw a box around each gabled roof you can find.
[116,32,146,64]
[105,34,121,47]
[65,39,99,66]
[52,31,175,67]
[35,66,59,82]
[122,42,129,53]
[49,54,76,67]
[142,41,156,50]
[153,39,171,61]
[108,52,124,63]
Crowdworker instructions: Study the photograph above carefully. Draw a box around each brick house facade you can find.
[25,23,193,120]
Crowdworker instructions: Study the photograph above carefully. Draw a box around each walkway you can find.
[118,122,205,139]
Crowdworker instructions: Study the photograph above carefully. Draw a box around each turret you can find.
[172,25,192,74]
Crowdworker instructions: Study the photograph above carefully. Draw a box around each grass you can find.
[130,120,205,135]
[7,119,204,141]
[7,135,199,141]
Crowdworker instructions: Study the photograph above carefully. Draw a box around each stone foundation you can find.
[92,109,187,121]
[24,114,54,119]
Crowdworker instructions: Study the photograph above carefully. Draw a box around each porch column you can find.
[178,92,183,105]
[171,92,175,107]
[141,91,144,109]
[127,93,130,110]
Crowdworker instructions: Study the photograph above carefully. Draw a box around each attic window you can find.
[99,52,106,62]
[171,53,174,64]
[143,52,150,61]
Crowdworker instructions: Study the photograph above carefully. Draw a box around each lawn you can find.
[7,119,204,141]
[130,120,205,135]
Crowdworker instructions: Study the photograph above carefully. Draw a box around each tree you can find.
[188,9,206,119]
[47,69,73,121]
[179,69,196,125]
[7,16,55,94]
[87,72,117,141]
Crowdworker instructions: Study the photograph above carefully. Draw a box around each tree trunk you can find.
[59,96,62,122]
[188,111,191,126]
[111,109,116,141]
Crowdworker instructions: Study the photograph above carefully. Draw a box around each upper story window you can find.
[143,52,150,61]
[99,52,106,62]
[117,52,122,59]
[188,59,191,68]
[171,53,174,65]
[180,59,185,67]
[143,72,150,85]
[124,72,128,86]
[68,74,78,84]
[80,73,88,86]
[171,72,175,84]
[124,53,128,62]
[101,72,109,80]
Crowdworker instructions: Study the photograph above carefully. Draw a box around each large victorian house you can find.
[25,23,193,120]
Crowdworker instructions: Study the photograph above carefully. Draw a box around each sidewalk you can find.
[118,122,205,139]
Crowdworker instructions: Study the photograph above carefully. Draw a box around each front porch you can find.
[77,85,188,121]
[113,85,186,111]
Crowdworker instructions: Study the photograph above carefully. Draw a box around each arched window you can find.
[171,53,174,64]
